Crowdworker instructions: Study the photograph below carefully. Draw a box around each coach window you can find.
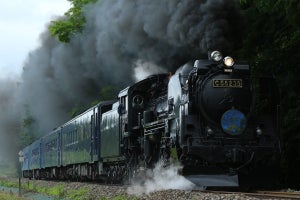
[75,130,78,143]
[72,131,74,144]
[68,132,70,146]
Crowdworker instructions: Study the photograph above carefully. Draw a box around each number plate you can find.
[212,79,243,88]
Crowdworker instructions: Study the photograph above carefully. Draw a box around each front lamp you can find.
[224,56,234,67]
[210,51,223,62]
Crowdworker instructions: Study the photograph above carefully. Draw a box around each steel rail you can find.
[201,190,300,200]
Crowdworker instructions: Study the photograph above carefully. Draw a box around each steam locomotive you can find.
[21,51,281,187]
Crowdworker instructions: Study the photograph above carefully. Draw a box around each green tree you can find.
[70,85,119,118]
[18,107,38,149]
[99,85,119,101]
[238,0,300,187]
[49,0,98,42]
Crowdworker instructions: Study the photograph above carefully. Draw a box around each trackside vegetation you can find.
[0,192,28,200]
[0,179,135,200]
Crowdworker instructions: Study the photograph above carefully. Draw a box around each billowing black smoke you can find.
[0,79,21,163]
[0,0,242,162]
[20,0,241,133]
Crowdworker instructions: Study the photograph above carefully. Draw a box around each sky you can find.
[0,0,71,78]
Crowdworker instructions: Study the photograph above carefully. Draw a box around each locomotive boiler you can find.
[21,51,281,187]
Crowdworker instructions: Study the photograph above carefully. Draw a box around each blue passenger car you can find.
[41,129,61,169]
[61,107,94,166]
[101,102,120,160]
[29,139,42,178]
[21,146,31,177]
[21,101,115,179]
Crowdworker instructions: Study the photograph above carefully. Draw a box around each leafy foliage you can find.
[69,104,90,118]
[238,0,300,187]
[91,85,119,106]
[70,85,119,118]
[49,0,98,42]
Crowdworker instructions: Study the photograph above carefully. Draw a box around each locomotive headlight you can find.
[223,56,234,67]
[210,51,223,62]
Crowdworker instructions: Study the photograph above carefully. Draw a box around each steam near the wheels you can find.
[0,0,242,162]
[127,162,196,195]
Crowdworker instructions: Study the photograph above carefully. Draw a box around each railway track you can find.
[203,190,300,199]
[252,191,300,200]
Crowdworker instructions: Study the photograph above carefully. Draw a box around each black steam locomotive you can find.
[21,51,280,187]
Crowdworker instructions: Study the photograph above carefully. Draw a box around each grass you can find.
[0,179,65,198]
[0,191,29,200]
[0,179,135,200]
[66,186,89,200]
[22,183,65,198]
[0,180,19,188]
[0,179,90,199]
[99,195,136,200]
[45,184,65,197]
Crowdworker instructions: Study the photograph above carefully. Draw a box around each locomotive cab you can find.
[118,74,170,167]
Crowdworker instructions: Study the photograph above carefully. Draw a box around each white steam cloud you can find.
[134,60,167,81]
[127,162,195,195]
